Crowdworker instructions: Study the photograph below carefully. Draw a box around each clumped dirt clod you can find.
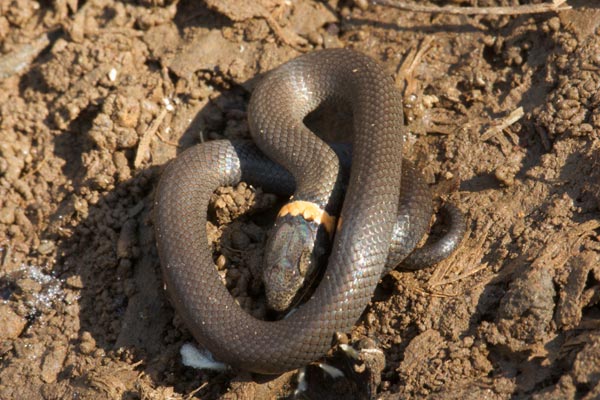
[0,1,599,399]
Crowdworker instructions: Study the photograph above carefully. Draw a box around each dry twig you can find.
[395,36,433,95]
[373,0,571,15]
[134,108,168,168]
[0,33,51,79]
[155,131,181,147]
[480,107,524,141]
[427,220,491,291]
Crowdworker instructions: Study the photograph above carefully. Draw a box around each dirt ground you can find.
[1,0,600,399]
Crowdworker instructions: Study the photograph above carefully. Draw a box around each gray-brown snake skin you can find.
[155,49,460,374]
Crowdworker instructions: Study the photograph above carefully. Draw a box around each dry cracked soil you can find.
[1,0,600,399]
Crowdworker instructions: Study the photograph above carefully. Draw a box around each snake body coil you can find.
[155,49,459,374]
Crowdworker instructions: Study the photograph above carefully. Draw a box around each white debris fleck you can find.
[294,367,307,396]
[180,343,228,371]
[162,98,174,112]
[20,264,65,311]
[361,347,384,355]
[108,68,118,82]
[318,363,345,379]
[339,343,360,359]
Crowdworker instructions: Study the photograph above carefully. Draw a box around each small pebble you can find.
[41,344,67,383]
[15,278,41,295]
[236,183,247,193]
[37,239,55,255]
[0,304,27,339]
[307,31,323,46]
[353,0,369,10]
[214,198,226,209]
[353,30,367,41]
[356,337,377,350]
[0,206,16,224]
[216,254,227,270]
[463,336,474,348]
[547,17,560,31]
[335,331,349,345]
[232,193,245,207]
[65,275,84,289]
[79,331,96,354]
[495,166,515,186]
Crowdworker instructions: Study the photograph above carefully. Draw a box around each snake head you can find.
[263,214,330,312]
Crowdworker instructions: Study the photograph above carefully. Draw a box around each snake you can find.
[154,48,465,374]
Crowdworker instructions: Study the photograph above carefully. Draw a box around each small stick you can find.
[480,107,524,141]
[1,244,11,267]
[0,33,50,79]
[185,382,208,400]
[396,36,433,95]
[262,13,310,52]
[372,0,571,15]
[23,155,47,178]
[134,108,168,168]
[155,131,180,148]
